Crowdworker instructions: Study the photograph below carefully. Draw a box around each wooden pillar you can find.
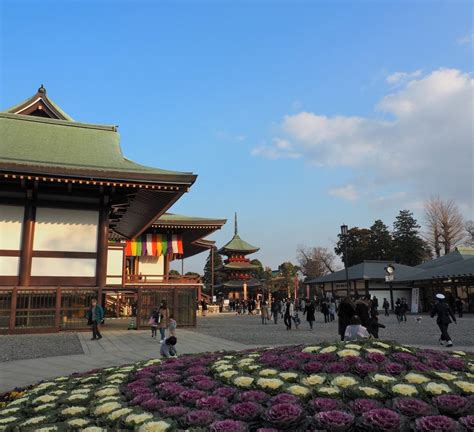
[9,287,18,331]
[136,287,142,329]
[173,286,179,321]
[19,196,36,287]
[55,287,62,331]
[96,197,110,304]
[389,283,394,310]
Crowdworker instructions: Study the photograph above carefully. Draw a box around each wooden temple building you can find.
[218,214,261,299]
[0,86,225,334]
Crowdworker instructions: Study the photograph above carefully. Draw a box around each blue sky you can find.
[1,1,473,273]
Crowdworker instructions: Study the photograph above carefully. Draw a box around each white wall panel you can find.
[0,257,20,276]
[107,248,124,285]
[138,256,164,278]
[31,257,96,277]
[0,205,23,250]
[34,208,98,252]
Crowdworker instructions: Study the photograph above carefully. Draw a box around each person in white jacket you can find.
[344,315,370,340]
[283,299,294,330]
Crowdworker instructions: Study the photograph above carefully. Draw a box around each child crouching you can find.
[160,336,177,358]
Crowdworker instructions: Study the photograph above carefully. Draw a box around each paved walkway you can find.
[0,329,253,393]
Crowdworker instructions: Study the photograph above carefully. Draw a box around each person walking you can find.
[367,312,386,339]
[321,301,330,323]
[383,298,390,316]
[400,298,408,322]
[431,293,456,347]
[371,296,379,316]
[87,298,104,341]
[355,297,370,328]
[149,308,160,338]
[201,299,208,317]
[260,300,269,325]
[338,297,355,341]
[158,300,169,343]
[304,299,316,330]
[455,297,464,318]
[271,299,280,324]
[329,300,336,322]
[395,299,401,323]
[283,299,294,330]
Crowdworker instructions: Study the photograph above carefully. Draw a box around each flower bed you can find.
[0,340,473,431]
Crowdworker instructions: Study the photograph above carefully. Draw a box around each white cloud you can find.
[457,31,474,46]
[251,138,301,160]
[386,70,422,84]
[328,184,359,201]
[254,68,473,208]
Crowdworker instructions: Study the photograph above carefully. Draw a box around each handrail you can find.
[124,274,201,284]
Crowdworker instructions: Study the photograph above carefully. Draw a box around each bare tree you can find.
[297,245,336,279]
[465,220,474,246]
[423,197,465,256]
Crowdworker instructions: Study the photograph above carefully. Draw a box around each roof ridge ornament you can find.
[234,212,238,235]
[38,84,46,95]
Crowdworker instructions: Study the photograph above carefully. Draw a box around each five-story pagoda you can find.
[218,213,261,299]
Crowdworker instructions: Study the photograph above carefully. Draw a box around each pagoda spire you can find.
[234,212,238,235]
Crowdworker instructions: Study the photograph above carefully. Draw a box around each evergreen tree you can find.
[368,219,393,260]
[250,259,264,280]
[278,262,300,296]
[334,227,371,266]
[392,210,428,266]
[202,246,224,293]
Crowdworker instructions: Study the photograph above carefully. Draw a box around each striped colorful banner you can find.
[125,234,183,257]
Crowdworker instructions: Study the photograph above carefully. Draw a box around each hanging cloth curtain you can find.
[125,234,182,257]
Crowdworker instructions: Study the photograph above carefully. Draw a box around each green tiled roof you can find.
[155,213,226,225]
[3,92,74,121]
[219,234,259,254]
[0,113,195,182]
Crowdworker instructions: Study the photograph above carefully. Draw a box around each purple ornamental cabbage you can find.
[210,420,248,432]
[445,358,467,371]
[280,359,299,370]
[229,402,263,421]
[186,374,211,384]
[194,378,219,391]
[393,398,434,418]
[215,386,238,399]
[196,395,228,412]
[367,352,387,363]
[315,353,338,363]
[184,409,216,427]
[315,410,355,432]
[415,415,460,432]
[237,390,270,403]
[262,403,304,428]
[361,408,401,431]
[384,362,406,375]
[178,389,207,406]
[156,372,181,382]
[270,393,299,405]
[459,416,474,432]
[343,355,360,365]
[354,362,379,376]
[349,398,383,415]
[325,362,350,374]
[156,382,186,398]
[159,406,189,418]
[186,366,208,376]
[391,352,417,364]
[411,362,431,372]
[434,395,472,417]
[311,398,344,412]
[303,361,324,373]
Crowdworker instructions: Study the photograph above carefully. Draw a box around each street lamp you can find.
[341,224,350,297]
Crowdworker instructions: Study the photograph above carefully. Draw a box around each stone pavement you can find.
[0,329,253,393]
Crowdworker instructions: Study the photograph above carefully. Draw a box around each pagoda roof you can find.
[219,279,262,289]
[223,262,260,270]
[218,213,259,254]
[153,213,226,228]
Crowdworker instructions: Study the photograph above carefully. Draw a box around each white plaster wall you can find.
[0,205,23,250]
[138,256,164,277]
[0,257,20,276]
[107,248,124,285]
[31,257,96,277]
[34,208,98,252]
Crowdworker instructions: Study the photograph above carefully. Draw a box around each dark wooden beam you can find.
[19,194,36,287]
[96,196,110,301]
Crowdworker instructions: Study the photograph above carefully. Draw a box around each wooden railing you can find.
[124,274,201,285]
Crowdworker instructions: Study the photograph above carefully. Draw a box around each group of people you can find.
[229,298,259,315]
[338,295,385,341]
[149,300,178,357]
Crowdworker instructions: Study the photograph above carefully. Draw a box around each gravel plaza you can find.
[1,312,472,393]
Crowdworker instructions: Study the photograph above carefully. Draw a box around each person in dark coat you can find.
[304,300,316,330]
[382,298,390,316]
[86,298,104,341]
[455,297,464,318]
[399,298,408,322]
[338,297,355,341]
[367,312,386,339]
[355,298,370,328]
[431,293,456,347]
[321,301,330,323]
[271,299,280,324]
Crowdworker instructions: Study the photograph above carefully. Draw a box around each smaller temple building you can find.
[217,214,261,299]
